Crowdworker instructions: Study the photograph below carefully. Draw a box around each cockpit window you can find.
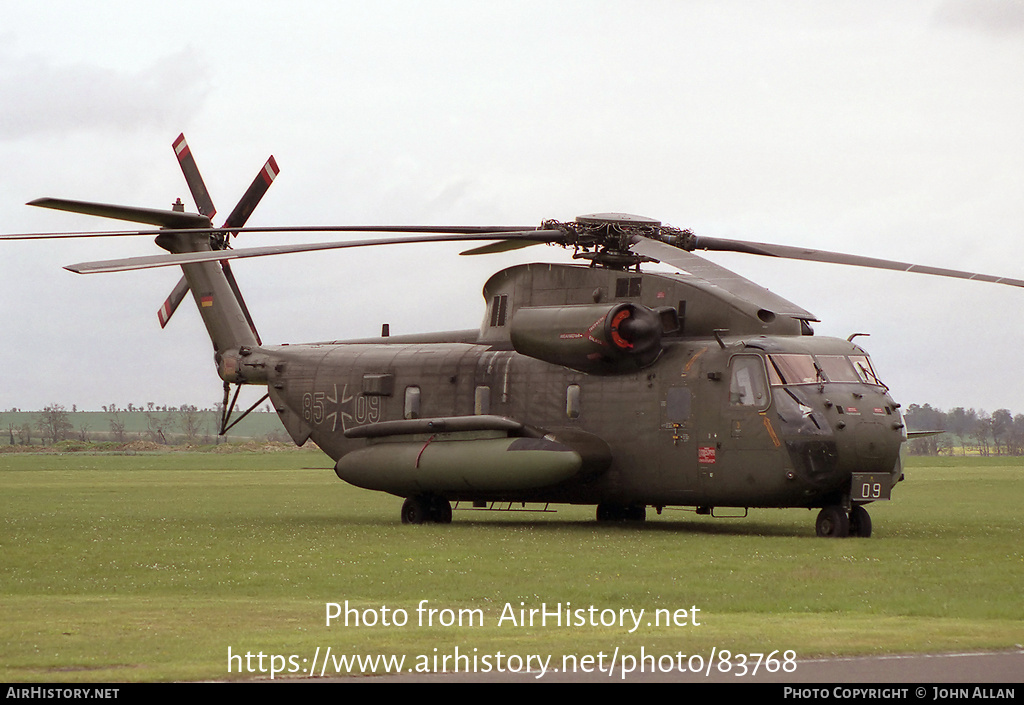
[729,355,770,409]
[815,355,860,383]
[849,355,883,386]
[767,352,885,387]
[766,354,819,386]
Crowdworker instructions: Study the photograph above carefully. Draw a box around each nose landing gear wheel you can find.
[849,504,872,537]
[815,505,850,538]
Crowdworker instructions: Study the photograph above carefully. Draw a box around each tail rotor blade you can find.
[163,133,216,330]
[222,156,279,231]
[172,134,217,219]
[158,275,191,328]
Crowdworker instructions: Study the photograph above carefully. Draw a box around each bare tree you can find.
[37,404,73,445]
[178,405,203,443]
[144,411,168,444]
[109,411,127,444]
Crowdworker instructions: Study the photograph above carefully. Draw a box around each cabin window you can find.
[404,386,421,419]
[474,385,491,415]
[615,277,642,298]
[729,355,770,409]
[489,295,508,327]
[362,373,394,396]
[566,384,582,419]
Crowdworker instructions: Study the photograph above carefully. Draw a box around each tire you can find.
[815,505,850,538]
[429,497,453,524]
[596,503,646,522]
[401,496,430,525]
[849,505,872,538]
[625,505,647,522]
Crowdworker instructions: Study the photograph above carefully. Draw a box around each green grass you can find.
[1,452,1022,681]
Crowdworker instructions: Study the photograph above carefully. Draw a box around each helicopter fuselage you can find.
[232,263,905,517]
[25,139,1017,537]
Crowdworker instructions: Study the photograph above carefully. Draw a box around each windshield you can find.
[767,353,884,387]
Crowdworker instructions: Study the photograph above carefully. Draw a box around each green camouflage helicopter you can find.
[8,135,1022,537]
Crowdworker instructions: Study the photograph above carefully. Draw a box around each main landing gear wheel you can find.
[401,495,452,524]
[815,505,850,538]
[596,503,647,522]
[849,504,872,538]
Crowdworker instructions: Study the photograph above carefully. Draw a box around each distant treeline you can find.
[904,404,1024,456]
[2,402,1016,455]
[1,405,287,446]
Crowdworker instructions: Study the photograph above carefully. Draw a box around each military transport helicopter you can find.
[6,135,1023,537]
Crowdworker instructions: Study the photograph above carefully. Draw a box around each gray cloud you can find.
[933,0,1024,33]
[0,47,210,139]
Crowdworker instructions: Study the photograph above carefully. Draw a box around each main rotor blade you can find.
[222,156,279,230]
[630,236,817,320]
[459,239,547,255]
[692,236,1024,289]
[66,230,564,274]
[27,198,211,229]
[172,134,217,218]
[2,223,539,240]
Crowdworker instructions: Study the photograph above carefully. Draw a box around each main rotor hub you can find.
[542,213,695,270]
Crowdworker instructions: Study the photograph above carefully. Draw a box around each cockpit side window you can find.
[729,355,770,409]
[849,355,883,386]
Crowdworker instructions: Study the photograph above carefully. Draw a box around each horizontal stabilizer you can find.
[907,430,945,439]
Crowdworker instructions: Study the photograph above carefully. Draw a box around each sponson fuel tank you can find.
[334,415,612,497]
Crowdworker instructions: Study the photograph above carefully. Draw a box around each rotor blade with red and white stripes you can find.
[157,275,191,329]
[222,156,279,232]
[215,155,279,342]
[163,134,220,328]
[172,134,217,219]
[159,136,279,329]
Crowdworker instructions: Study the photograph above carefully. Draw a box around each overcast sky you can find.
[2,1,1023,415]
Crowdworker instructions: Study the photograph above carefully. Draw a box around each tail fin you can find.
[154,231,262,379]
[27,195,265,383]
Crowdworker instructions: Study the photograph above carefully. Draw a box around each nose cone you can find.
[853,421,901,472]
[774,386,902,495]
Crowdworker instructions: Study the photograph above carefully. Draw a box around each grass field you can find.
[1,451,1022,682]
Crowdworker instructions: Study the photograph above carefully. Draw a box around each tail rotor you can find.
[159,134,278,342]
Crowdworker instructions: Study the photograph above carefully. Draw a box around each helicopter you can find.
[7,135,1024,537]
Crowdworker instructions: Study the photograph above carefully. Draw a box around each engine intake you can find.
[510,303,675,374]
